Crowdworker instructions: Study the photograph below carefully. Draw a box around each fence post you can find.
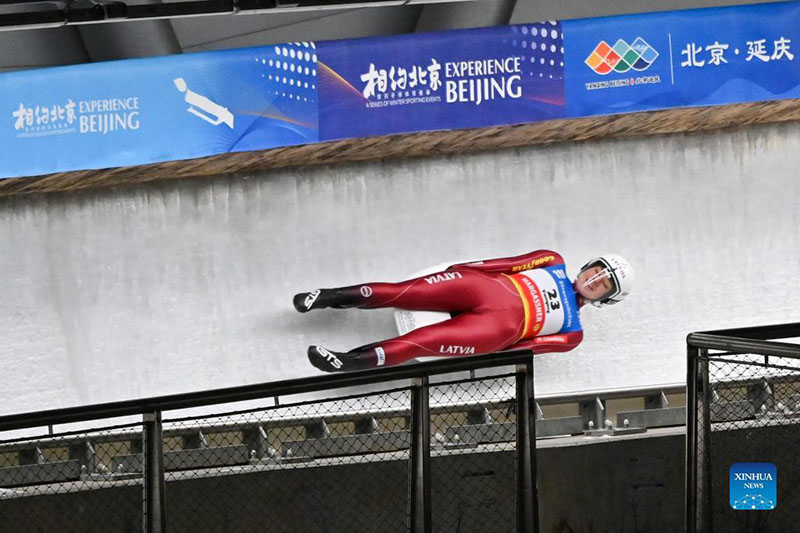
[143,411,166,533]
[410,376,431,533]
[686,343,699,533]
[698,351,713,533]
[516,359,538,533]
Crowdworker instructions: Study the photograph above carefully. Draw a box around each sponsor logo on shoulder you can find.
[511,255,555,272]
[439,345,475,355]
[425,272,462,285]
[360,285,373,297]
[304,290,321,309]
[317,346,343,369]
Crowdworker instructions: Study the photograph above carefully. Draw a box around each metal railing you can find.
[0,349,538,533]
[686,322,800,533]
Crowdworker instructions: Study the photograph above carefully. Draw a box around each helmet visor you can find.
[579,259,621,302]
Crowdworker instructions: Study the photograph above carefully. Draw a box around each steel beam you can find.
[516,361,538,533]
[410,377,431,533]
[143,412,166,533]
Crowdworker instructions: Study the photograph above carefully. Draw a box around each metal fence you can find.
[687,322,800,533]
[0,350,538,533]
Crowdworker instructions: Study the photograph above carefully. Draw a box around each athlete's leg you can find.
[308,310,524,372]
[294,270,517,313]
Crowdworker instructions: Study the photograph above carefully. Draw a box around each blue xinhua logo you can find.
[730,463,777,510]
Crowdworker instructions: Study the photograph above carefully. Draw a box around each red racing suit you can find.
[344,250,584,367]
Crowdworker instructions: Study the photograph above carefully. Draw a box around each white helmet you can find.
[578,254,634,308]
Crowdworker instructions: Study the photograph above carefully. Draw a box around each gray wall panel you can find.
[0,27,89,72]
[172,7,422,52]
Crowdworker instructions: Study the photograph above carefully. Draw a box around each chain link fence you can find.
[687,325,800,533]
[161,387,412,532]
[429,374,518,533]
[0,421,145,532]
[0,351,538,533]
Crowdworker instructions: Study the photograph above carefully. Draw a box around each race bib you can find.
[509,265,581,338]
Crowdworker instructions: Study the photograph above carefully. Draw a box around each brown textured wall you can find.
[5,98,800,197]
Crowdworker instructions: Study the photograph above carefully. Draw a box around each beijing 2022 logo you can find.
[585,38,659,74]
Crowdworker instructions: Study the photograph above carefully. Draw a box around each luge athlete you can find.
[293,250,633,372]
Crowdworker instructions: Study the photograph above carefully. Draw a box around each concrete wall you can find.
[2,122,800,415]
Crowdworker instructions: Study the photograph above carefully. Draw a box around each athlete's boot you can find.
[293,288,362,313]
[307,345,377,372]
[293,290,323,313]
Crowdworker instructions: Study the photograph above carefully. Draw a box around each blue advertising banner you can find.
[563,1,800,117]
[316,23,565,140]
[1,44,319,178]
[2,1,800,179]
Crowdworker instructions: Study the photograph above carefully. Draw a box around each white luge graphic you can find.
[173,78,234,129]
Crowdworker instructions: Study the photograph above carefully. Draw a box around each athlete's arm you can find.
[509,330,583,355]
[446,250,564,274]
